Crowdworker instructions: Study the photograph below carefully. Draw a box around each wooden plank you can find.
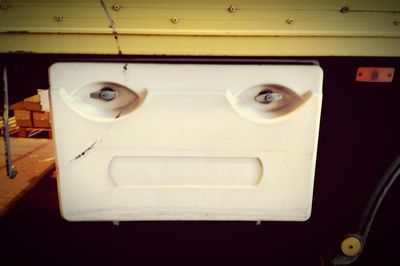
[0,138,55,216]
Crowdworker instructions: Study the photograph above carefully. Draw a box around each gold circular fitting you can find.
[228,5,236,13]
[55,15,63,22]
[341,236,362,257]
[171,17,179,24]
[112,4,120,11]
[0,2,8,10]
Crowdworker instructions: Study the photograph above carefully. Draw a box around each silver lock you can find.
[255,90,283,104]
[90,87,117,101]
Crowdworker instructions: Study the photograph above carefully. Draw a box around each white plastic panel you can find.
[49,62,323,221]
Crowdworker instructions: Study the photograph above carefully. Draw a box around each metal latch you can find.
[255,90,283,104]
[90,87,117,101]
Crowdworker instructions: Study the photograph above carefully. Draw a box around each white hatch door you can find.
[49,62,323,221]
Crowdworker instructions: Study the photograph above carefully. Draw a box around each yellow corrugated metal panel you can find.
[0,0,399,56]
[2,34,399,56]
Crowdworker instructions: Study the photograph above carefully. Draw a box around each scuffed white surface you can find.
[49,63,323,221]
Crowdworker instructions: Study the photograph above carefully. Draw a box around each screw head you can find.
[171,17,179,24]
[55,15,63,22]
[340,6,350,13]
[0,2,8,10]
[112,3,120,11]
[228,5,236,13]
[286,17,294,24]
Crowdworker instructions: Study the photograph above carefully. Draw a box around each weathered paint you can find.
[0,0,399,55]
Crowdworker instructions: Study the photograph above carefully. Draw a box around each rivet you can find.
[171,17,179,24]
[0,2,8,10]
[55,15,63,22]
[112,3,120,11]
[340,6,350,13]
[228,5,236,13]
[287,18,294,24]
[394,19,400,25]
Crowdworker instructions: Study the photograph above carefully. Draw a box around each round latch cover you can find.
[341,236,362,257]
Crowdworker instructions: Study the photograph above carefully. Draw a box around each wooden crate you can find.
[14,109,33,127]
[23,95,42,111]
[10,101,25,110]
[0,117,19,136]
[9,94,52,139]
[32,111,51,128]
